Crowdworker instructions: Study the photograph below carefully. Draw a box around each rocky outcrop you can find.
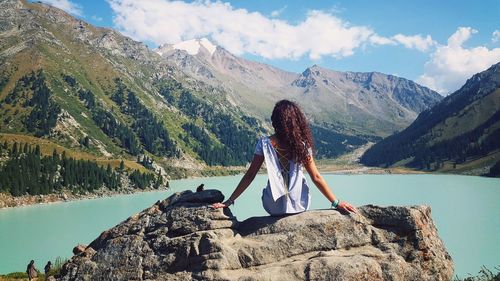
[57,190,453,280]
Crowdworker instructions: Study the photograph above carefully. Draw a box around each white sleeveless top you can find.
[254,136,311,215]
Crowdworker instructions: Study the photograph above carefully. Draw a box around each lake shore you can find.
[1,141,483,210]
[0,163,423,209]
[316,163,424,175]
[0,186,166,209]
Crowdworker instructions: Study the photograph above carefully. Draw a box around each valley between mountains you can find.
[0,0,498,205]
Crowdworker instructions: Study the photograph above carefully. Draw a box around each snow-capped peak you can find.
[199,38,217,55]
[172,38,217,56]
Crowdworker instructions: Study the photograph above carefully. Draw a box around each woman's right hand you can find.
[211,202,228,209]
[338,201,357,213]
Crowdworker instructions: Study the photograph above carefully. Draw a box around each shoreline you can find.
[0,164,490,210]
[317,165,424,175]
[0,187,167,210]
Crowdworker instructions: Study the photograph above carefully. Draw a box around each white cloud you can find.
[369,34,396,46]
[91,15,103,22]
[417,27,500,94]
[39,0,82,16]
[493,30,500,43]
[270,5,287,18]
[391,34,435,52]
[368,33,436,52]
[107,0,433,60]
[447,27,476,47]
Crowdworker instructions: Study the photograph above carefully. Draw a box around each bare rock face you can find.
[57,190,453,281]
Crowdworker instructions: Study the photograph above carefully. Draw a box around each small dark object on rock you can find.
[196,184,204,192]
[73,244,87,255]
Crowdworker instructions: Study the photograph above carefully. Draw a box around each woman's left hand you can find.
[212,199,234,209]
[338,201,357,213]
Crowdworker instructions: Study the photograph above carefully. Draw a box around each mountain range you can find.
[361,62,500,175]
[1,0,447,178]
[156,38,442,137]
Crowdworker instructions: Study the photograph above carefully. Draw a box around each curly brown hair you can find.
[271,100,314,164]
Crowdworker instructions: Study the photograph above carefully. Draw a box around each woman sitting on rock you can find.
[213,99,356,215]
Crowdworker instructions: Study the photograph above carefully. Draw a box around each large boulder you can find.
[57,190,453,280]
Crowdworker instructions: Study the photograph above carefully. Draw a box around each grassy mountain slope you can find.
[0,0,263,178]
[360,62,500,175]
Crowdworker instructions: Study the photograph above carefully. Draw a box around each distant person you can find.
[213,100,356,214]
[26,260,38,281]
[44,261,52,277]
[196,184,205,192]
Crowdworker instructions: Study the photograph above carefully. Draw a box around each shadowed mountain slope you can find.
[361,62,500,175]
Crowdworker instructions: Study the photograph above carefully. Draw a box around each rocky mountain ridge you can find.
[157,39,443,137]
[57,189,454,281]
[361,62,500,175]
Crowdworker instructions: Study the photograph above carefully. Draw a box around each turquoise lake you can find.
[0,174,499,277]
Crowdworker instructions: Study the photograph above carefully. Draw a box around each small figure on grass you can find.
[26,260,38,281]
[44,261,52,277]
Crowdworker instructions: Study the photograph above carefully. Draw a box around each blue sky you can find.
[39,0,500,94]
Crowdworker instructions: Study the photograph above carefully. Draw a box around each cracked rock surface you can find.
[57,190,453,281]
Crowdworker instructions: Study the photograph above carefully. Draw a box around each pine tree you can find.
[12,142,18,156]
[52,149,58,161]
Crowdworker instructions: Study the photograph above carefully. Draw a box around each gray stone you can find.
[57,190,453,280]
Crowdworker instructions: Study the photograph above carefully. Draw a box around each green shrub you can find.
[2,271,28,279]
[455,266,500,281]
